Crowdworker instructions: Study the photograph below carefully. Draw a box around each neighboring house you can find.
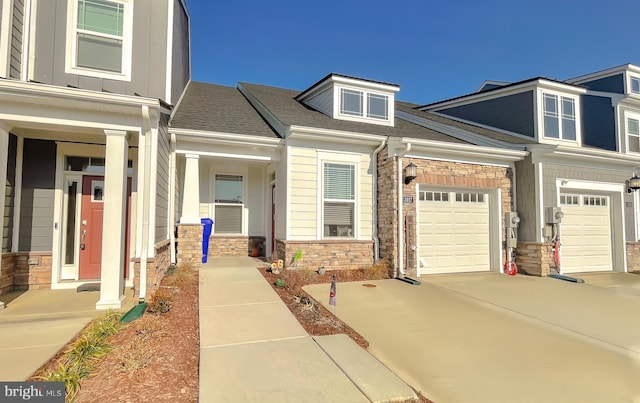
[0,0,190,309]
[419,66,640,276]
[169,74,527,278]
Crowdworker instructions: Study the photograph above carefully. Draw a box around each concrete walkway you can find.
[198,257,416,402]
[0,289,107,380]
[304,274,640,403]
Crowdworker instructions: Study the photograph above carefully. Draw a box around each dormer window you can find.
[296,74,399,127]
[66,0,133,81]
[543,93,576,141]
[631,77,640,94]
[339,89,389,120]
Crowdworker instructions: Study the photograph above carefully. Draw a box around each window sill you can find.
[66,66,130,82]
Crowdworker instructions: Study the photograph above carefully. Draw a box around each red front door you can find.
[78,176,131,280]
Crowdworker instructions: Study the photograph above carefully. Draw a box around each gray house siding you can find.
[170,0,189,105]
[581,95,616,151]
[19,139,56,251]
[515,156,537,242]
[32,0,170,100]
[579,74,625,94]
[438,91,535,137]
[155,114,170,243]
[2,134,16,253]
[9,0,24,79]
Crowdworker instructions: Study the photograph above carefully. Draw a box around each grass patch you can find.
[37,310,123,401]
[146,288,174,315]
[163,262,198,288]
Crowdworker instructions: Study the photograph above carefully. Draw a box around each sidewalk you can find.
[198,257,416,402]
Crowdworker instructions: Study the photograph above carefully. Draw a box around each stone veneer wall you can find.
[377,148,514,277]
[0,253,15,295]
[274,240,374,271]
[515,242,554,276]
[209,236,249,257]
[8,252,52,290]
[176,224,204,267]
[132,240,171,299]
[626,242,640,273]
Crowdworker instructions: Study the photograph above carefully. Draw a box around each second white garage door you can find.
[559,193,613,273]
[418,189,490,275]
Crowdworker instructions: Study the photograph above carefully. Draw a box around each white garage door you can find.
[418,190,490,274]
[560,194,612,273]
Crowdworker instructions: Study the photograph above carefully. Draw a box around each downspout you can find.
[168,133,177,265]
[397,143,411,278]
[139,106,153,302]
[372,138,387,260]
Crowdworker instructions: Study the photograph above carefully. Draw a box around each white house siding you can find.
[306,88,333,117]
[9,0,23,79]
[288,147,317,239]
[288,145,373,240]
[155,121,170,243]
[247,165,264,235]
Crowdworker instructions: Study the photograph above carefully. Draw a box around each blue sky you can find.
[188,0,640,104]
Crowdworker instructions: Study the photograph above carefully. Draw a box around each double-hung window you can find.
[68,0,132,79]
[543,93,576,141]
[213,174,244,234]
[323,163,355,238]
[628,117,640,152]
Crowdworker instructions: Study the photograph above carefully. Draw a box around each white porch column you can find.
[180,153,200,224]
[96,130,129,310]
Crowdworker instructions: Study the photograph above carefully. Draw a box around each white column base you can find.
[95,294,127,310]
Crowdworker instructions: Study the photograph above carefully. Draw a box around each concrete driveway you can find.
[304,273,640,403]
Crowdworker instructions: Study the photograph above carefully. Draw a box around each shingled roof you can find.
[239,82,469,144]
[170,81,279,138]
[395,102,531,145]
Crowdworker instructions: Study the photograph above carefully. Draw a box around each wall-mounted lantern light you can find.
[404,162,417,185]
[628,174,640,193]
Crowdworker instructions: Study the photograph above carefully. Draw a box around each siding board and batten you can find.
[514,155,537,242]
[32,0,171,100]
[439,91,536,138]
[170,0,190,105]
[19,139,56,251]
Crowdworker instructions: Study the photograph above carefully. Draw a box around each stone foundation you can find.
[515,242,554,276]
[7,252,53,290]
[176,223,204,267]
[274,240,374,271]
[208,236,250,257]
[626,242,640,273]
[131,240,172,300]
[0,253,15,295]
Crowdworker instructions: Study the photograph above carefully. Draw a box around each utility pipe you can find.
[139,105,153,301]
[372,139,387,261]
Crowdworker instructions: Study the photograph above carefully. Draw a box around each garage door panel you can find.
[560,194,612,273]
[418,190,490,275]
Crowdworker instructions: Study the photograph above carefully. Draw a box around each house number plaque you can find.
[403,196,413,204]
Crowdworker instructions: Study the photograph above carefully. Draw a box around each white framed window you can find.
[367,93,388,119]
[455,192,485,203]
[213,174,244,234]
[559,194,579,206]
[542,93,576,141]
[323,163,355,238]
[66,0,133,80]
[339,88,389,121]
[628,117,640,153]
[631,77,640,94]
[419,191,449,202]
